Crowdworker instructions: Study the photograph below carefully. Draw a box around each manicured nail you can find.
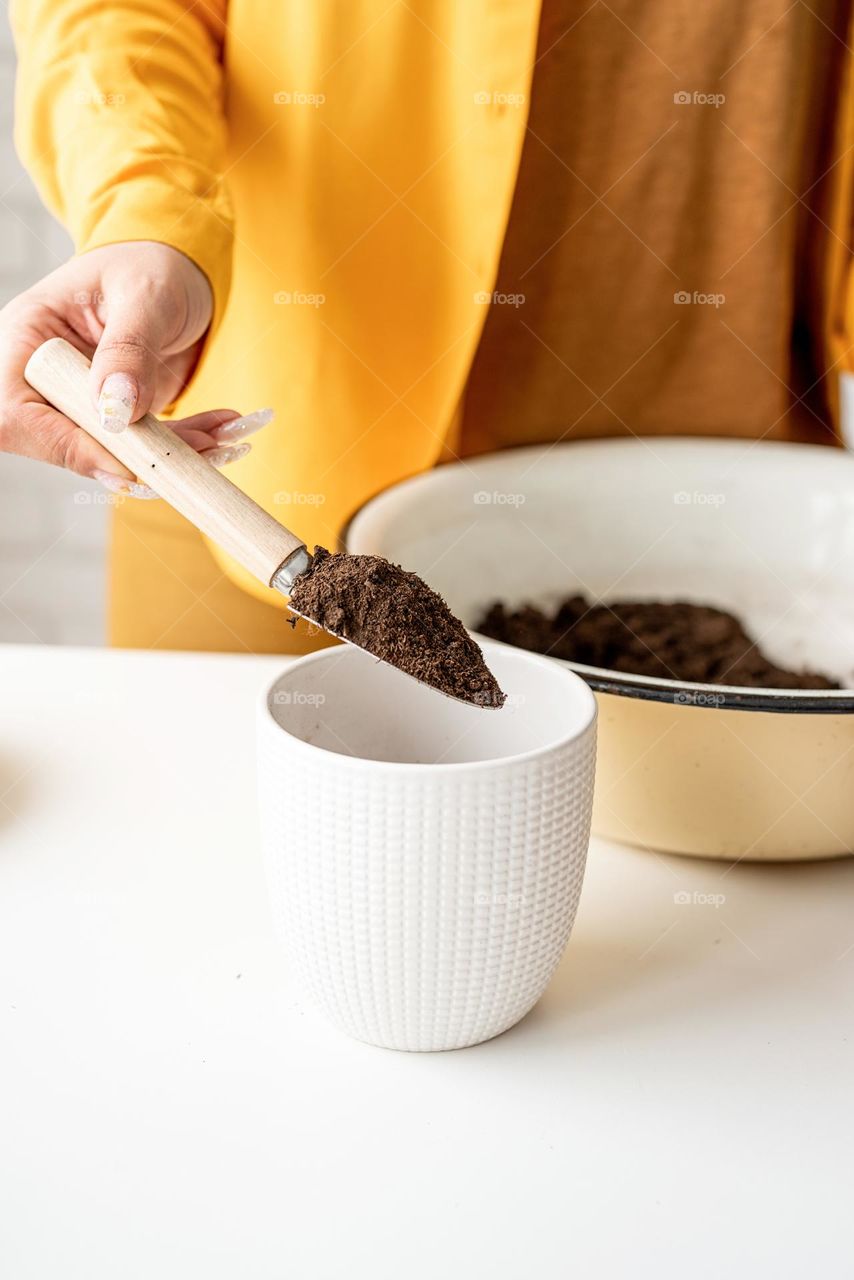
[211,408,274,443]
[92,469,159,500]
[201,443,251,468]
[98,373,136,434]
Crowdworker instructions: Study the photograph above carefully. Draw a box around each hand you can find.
[0,242,270,496]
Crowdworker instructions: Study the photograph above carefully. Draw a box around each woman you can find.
[3,0,852,652]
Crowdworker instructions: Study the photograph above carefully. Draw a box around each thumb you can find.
[89,304,168,433]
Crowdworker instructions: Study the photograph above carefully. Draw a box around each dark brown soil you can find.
[476,595,839,690]
[289,547,506,707]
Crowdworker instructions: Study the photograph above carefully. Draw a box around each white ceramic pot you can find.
[258,640,597,1051]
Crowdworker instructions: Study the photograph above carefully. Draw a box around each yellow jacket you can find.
[11,1,854,606]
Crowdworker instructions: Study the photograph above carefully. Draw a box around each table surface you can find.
[1,644,852,1279]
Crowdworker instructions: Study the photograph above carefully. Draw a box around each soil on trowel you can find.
[476,595,839,690]
[289,546,506,707]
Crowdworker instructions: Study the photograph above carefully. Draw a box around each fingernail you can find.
[211,407,274,443]
[99,373,137,434]
[92,470,159,500]
[202,443,251,468]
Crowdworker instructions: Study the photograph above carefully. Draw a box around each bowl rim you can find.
[344,437,854,715]
[474,633,854,714]
[258,639,598,771]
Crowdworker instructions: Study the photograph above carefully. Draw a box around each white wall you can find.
[0,7,107,645]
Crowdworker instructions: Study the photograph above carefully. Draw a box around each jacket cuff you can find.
[74,175,233,338]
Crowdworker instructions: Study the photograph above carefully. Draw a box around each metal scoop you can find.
[24,338,498,708]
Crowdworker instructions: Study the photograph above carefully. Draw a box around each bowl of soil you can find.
[346,437,854,860]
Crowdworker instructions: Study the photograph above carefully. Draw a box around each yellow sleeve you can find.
[9,0,233,328]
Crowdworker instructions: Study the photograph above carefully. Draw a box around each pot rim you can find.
[259,639,599,770]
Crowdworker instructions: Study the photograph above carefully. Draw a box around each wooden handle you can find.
[24,338,305,588]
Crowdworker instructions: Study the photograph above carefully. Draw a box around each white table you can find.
[1,645,852,1279]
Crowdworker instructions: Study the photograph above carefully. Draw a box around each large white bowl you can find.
[346,438,854,860]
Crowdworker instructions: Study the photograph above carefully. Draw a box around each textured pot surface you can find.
[259,642,597,1050]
